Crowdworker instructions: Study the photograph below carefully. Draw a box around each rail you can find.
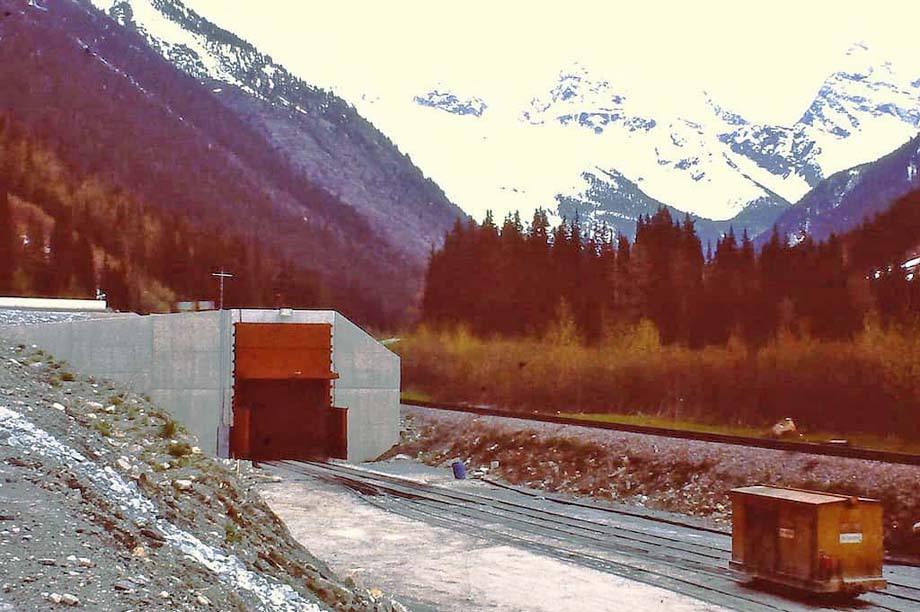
[402,399,920,466]
[272,460,920,611]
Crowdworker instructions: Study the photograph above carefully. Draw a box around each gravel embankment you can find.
[393,405,920,556]
[0,340,406,611]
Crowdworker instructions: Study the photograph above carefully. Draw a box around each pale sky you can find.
[184,0,920,125]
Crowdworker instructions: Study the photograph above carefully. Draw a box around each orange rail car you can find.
[730,486,886,595]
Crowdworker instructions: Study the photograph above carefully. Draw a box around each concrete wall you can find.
[332,313,400,462]
[0,311,229,455]
[1,309,400,462]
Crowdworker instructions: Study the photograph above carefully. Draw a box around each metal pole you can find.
[211,270,234,310]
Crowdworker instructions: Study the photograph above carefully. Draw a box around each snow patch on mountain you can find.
[414,90,487,117]
[94,0,242,87]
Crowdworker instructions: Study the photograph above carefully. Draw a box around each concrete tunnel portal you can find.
[0,309,400,463]
[232,322,347,461]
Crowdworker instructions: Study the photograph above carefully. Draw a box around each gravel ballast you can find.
[394,405,920,556]
[0,340,407,611]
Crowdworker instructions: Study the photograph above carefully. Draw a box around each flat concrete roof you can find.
[0,297,108,312]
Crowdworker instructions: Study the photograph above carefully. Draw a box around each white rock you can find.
[173,479,193,491]
[61,593,79,606]
[116,457,131,472]
[196,594,211,606]
[158,591,170,599]
[84,401,104,411]
[51,403,66,412]
[48,593,62,604]
[78,557,93,567]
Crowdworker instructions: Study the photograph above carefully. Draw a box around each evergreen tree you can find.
[0,184,15,294]
[48,208,76,294]
[522,209,554,334]
[72,231,95,296]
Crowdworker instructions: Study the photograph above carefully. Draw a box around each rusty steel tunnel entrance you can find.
[230,323,347,461]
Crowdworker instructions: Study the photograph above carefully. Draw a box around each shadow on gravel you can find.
[740,578,875,610]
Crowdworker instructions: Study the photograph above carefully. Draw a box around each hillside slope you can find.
[92,0,465,263]
[0,0,464,322]
[759,133,920,245]
[0,338,407,611]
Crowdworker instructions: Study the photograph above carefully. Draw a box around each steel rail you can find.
[403,400,920,466]
[271,460,920,612]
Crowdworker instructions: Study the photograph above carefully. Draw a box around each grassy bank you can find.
[394,320,920,443]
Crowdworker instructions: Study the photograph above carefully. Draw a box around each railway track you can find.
[402,400,920,466]
[270,460,920,612]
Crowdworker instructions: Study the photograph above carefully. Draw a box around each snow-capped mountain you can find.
[519,64,798,220]
[349,45,920,239]
[76,0,920,248]
[3,0,469,322]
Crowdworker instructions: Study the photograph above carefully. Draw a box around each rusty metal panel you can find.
[816,502,885,582]
[229,404,251,459]
[234,323,335,380]
[730,486,886,593]
[776,504,815,578]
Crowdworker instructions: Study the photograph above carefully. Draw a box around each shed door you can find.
[745,505,777,572]
[777,506,814,578]
[235,323,334,380]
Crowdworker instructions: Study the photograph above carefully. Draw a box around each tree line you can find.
[422,199,920,346]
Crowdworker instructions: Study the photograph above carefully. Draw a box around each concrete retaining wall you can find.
[1,311,229,455]
[332,313,400,463]
[0,309,399,462]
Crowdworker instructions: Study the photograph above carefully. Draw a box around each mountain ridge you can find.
[341,44,920,238]
[93,0,467,264]
[757,132,920,247]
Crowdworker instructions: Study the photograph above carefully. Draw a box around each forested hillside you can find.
[0,114,325,313]
[0,0,462,324]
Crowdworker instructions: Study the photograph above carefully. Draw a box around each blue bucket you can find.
[451,461,467,480]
